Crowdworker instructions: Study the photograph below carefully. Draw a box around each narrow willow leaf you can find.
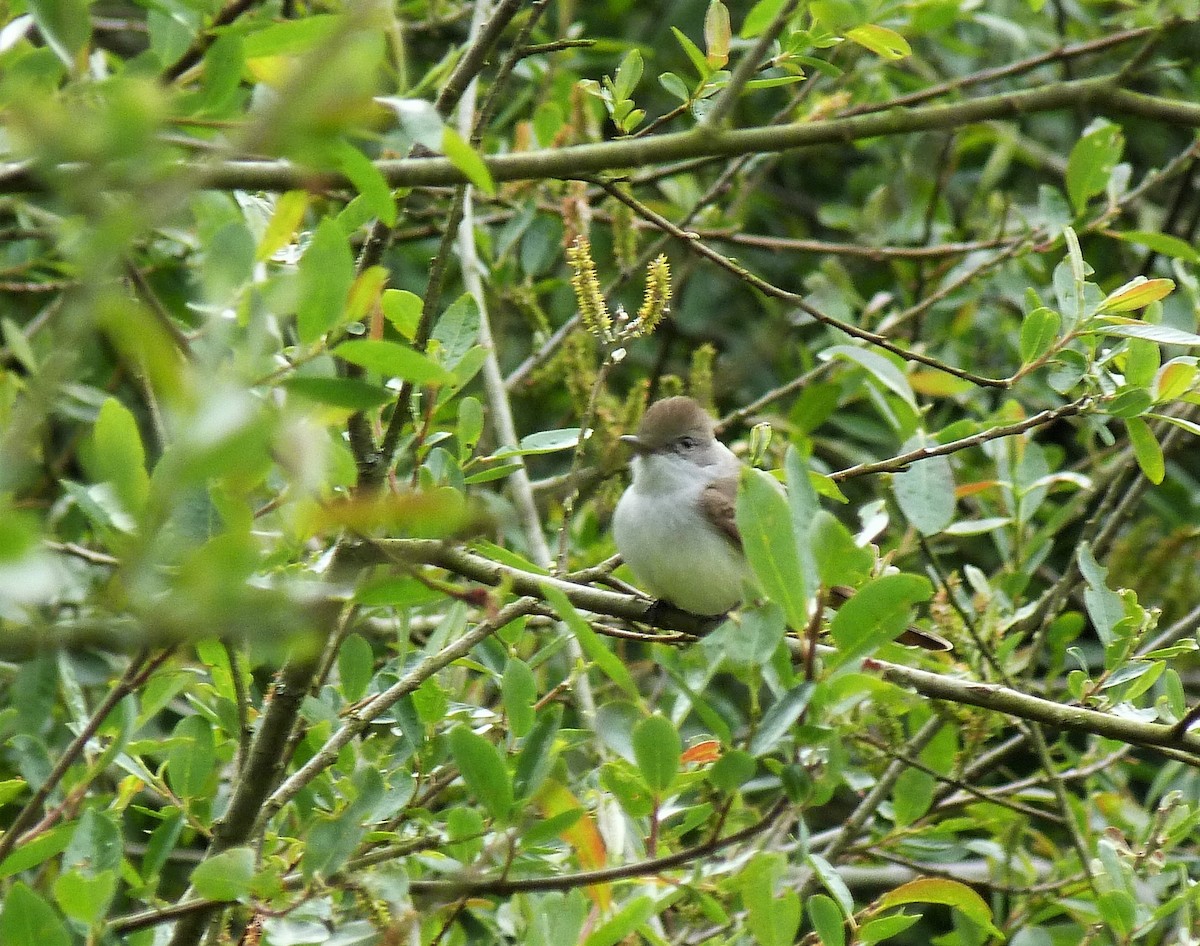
[736,467,808,630]
[192,847,255,901]
[1124,417,1164,484]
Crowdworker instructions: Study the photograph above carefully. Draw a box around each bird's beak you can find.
[619,434,652,454]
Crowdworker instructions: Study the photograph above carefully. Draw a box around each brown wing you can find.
[699,475,743,550]
[829,584,953,652]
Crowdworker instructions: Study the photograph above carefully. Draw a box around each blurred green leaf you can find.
[449,725,514,822]
[1124,417,1164,484]
[845,24,911,60]
[442,128,496,195]
[502,657,537,738]
[0,882,70,946]
[334,339,454,385]
[296,218,354,344]
[192,847,256,901]
[1066,120,1124,212]
[632,714,681,794]
[807,893,845,946]
[875,878,1002,936]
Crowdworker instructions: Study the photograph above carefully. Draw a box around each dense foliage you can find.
[2,0,1200,944]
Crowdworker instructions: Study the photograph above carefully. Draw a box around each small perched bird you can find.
[613,396,950,650]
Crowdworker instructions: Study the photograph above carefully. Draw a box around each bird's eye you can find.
[677,436,697,450]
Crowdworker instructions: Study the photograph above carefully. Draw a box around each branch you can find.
[16,75,1200,194]
[830,397,1094,481]
[864,654,1200,761]
[406,798,789,898]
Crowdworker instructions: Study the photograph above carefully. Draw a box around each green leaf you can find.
[892,446,955,536]
[614,49,644,100]
[709,749,755,791]
[432,293,481,367]
[53,869,117,925]
[333,339,454,386]
[1097,276,1175,313]
[826,345,916,408]
[1066,120,1124,213]
[296,217,354,344]
[488,427,583,460]
[457,396,485,454]
[1124,337,1160,388]
[876,878,1001,936]
[64,807,122,874]
[0,824,71,880]
[784,446,820,606]
[167,715,214,799]
[337,632,374,703]
[1154,359,1198,401]
[381,289,422,339]
[88,398,150,515]
[1097,321,1200,346]
[333,140,396,226]
[1124,417,1164,484]
[808,852,854,916]
[742,0,789,37]
[0,882,70,946]
[858,913,921,943]
[191,847,256,901]
[845,24,911,60]
[811,511,873,587]
[27,0,91,68]
[542,582,639,698]
[256,190,308,262]
[1107,387,1153,418]
[892,767,934,825]
[1019,307,1061,363]
[442,128,495,195]
[1113,229,1200,265]
[1078,543,1122,647]
[283,377,394,410]
[672,27,712,80]
[748,683,813,756]
[828,574,932,667]
[807,894,845,946]
[502,658,537,738]
[514,704,561,800]
[449,725,514,822]
[242,14,341,57]
[740,855,801,946]
[736,467,808,630]
[659,71,691,102]
[632,714,681,794]
[584,895,661,946]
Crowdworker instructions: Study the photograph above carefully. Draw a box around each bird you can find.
[612,395,951,651]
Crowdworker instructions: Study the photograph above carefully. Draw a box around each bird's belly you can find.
[613,492,747,616]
